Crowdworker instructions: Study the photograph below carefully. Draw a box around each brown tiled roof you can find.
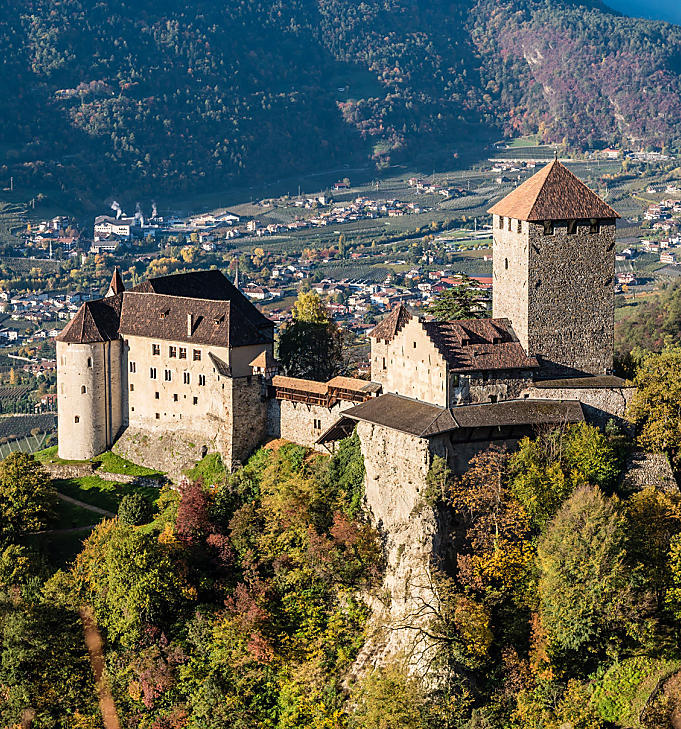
[369,304,412,341]
[209,352,231,377]
[249,350,278,369]
[56,294,123,344]
[422,317,538,373]
[320,393,584,439]
[271,375,329,395]
[487,160,620,221]
[532,375,630,389]
[327,376,381,394]
[131,269,272,335]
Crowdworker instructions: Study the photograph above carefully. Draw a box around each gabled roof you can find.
[487,160,620,221]
[131,269,272,335]
[318,393,584,440]
[55,294,123,344]
[422,317,538,373]
[369,303,412,342]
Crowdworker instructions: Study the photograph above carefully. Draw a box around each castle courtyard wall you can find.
[268,398,357,452]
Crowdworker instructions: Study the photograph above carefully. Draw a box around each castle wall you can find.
[449,369,534,406]
[492,215,530,350]
[370,339,390,390]
[377,318,448,406]
[57,339,123,460]
[268,398,358,452]
[526,220,615,375]
[227,375,269,468]
[520,384,634,429]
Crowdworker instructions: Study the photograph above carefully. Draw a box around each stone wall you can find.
[112,427,213,481]
[451,369,534,406]
[268,398,356,452]
[227,375,269,468]
[526,220,615,376]
[521,384,634,429]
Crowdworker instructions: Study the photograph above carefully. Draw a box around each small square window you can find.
[155,413,160,419]
[130,384,134,392]
[169,346,177,358]
[173,394,178,402]
[155,391,159,399]
[179,347,187,359]
[193,349,201,361]
[193,396,198,405]
[152,344,160,355]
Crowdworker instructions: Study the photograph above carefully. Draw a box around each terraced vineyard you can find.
[0,202,26,246]
[0,413,57,441]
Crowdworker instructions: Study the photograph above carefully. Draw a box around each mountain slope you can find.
[2,0,681,201]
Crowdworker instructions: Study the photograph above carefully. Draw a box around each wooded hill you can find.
[4,0,681,201]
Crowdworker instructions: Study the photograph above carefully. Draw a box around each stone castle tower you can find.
[488,160,619,376]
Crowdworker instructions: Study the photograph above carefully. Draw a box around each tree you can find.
[629,345,681,467]
[350,664,428,729]
[537,485,633,670]
[0,453,55,545]
[118,492,153,525]
[277,290,344,380]
[427,277,488,321]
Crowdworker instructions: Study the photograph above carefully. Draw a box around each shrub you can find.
[118,493,153,526]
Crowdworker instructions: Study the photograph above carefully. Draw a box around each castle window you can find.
[198,374,206,386]
[193,397,198,405]
[498,216,504,229]
[74,416,79,423]
[489,394,498,403]
[81,385,86,394]
[155,391,159,399]
[382,357,386,369]
[543,221,554,236]
[130,384,134,392]
[173,394,178,402]
[87,357,92,368]
[179,347,187,359]
[313,419,321,429]
[504,258,508,270]
[413,342,416,348]
[150,367,157,379]
[516,220,522,233]
[507,218,512,231]
[164,369,172,382]
[567,220,577,235]
[590,219,600,234]
[169,346,177,358]
[152,344,160,355]
[183,372,190,385]
[155,413,160,419]
[193,349,201,361]
[129,362,136,373]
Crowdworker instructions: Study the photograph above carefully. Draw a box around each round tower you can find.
[56,290,124,461]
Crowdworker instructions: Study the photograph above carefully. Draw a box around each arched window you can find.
[81,385,86,394]
[74,415,80,423]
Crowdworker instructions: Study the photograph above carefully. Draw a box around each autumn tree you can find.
[629,345,681,468]
[537,485,634,671]
[277,289,344,380]
[0,453,55,545]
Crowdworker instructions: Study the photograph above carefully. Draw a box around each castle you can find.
[56,160,632,477]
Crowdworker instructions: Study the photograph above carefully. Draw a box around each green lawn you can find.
[36,446,164,478]
[52,497,101,529]
[53,475,161,513]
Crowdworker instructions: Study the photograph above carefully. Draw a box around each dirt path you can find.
[79,606,121,729]
[56,492,115,517]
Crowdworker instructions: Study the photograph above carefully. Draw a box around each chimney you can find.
[187,313,194,337]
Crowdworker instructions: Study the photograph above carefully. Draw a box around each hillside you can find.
[4,0,681,203]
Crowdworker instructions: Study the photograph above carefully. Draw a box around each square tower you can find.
[488,160,619,376]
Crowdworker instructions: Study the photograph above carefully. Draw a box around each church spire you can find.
[106,267,125,297]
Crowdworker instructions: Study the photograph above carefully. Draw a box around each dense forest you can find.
[3,0,681,201]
